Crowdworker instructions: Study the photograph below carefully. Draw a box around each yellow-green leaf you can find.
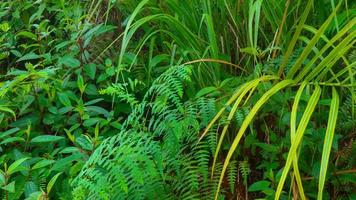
[318,87,339,200]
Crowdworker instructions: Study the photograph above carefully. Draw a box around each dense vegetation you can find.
[0,0,355,199]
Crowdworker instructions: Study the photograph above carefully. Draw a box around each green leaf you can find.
[0,22,10,32]
[215,79,294,200]
[240,47,259,56]
[0,172,5,186]
[0,113,4,124]
[55,41,72,50]
[64,128,75,143]
[195,86,217,98]
[275,85,321,200]
[85,63,96,80]
[47,173,61,194]
[248,181,271,192]
[52,154,82,171]
[77,74,86,94]
[31,159,56,170]
[105,67,115,76]
[0,137,25,145]
[1,181,15,193]
[0,127,20,139]
[17,52,40,62]
[290,82,307,200]
[105,58,112,66]
[8,158,29,175]
[211,78,261,178]
[83,118,101,127]
[59,55,80,68]
[58,93,72,107]
[10,50,22,58]
[286,1,342,79]
[59,147,80,154]
[31,135,64,143]
[24,181,38,197]
[84,98,104,106]
[278,0,312,76]
[25,191,42,200]
[75,136,93,151]
[85,84,99,96]
[0,105,16,120]
[16,31,37,41]
[85,106,110,117]
[318,88,339,200]
[199,75,278,142]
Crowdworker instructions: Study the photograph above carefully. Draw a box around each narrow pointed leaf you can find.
[290,82,307,200]
[211,80,259,178]
[318,88,339,200]
[275,85,321,200]
[278,0,313,76]
[215,79,295,200]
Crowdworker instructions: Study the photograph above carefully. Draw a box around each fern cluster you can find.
[72,65,227,199]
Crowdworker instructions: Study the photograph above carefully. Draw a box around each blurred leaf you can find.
[58,93,72,107]
[75,136,93,151]
[248,180,271,192]
[17,52,40,62]
[24,181,38,197]
[8,158,29,175]
[59,56,80,68]
[85,63,96,80]
[16,31,37,41]
[0,127,20,139]
[31,159,55,170]
[195,87,217,98]
[47,173,62,194]
[0,137,25,145]
[1,181,15,192]
[31,135,64,143]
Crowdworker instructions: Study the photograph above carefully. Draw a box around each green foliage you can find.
[1,0,355,199]
[73,65,222,199]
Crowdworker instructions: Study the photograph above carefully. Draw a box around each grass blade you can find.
[115,0,150,83]
[294,18,356,82]
[198,75,278,142]
[317,87,339,200]
[214,79,295,200]
[290,82,308,200]
[286,1,342,79]
[278,0,313,76]
[275,85,321,200]
[305,31,356,81]
[211,80,260,178]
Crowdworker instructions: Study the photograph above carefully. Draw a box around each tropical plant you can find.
[0,0,355,199]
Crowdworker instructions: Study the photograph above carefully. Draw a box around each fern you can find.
[338,93,356,131]
[234,107,250,127]
[227,160,238,193]
[72,65,222,199]
[72,132,166,200]
[238,160,250,185]
[99,83,139,107]
[263,47,305,75]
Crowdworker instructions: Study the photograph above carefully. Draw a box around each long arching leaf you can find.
[277,0,313,76]
[214,79,295,200]
[318,87,339,200]
[211,79,260,178]
[290,82,307,200]
[275,85,321,199]
[286,1,341,79]
[199,75,278,142]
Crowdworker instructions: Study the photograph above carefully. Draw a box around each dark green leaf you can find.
[248,181,271,192]
[31,135,64,143]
